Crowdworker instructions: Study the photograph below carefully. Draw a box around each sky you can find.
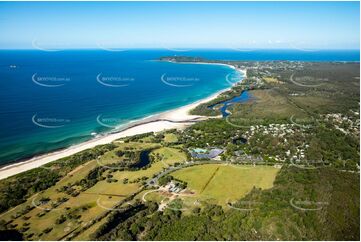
[0,1,359,50]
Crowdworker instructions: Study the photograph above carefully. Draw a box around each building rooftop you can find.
[190,148,224,159]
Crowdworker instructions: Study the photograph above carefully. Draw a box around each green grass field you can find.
[163,133,178,143]
[171,164,280,206]
[0,141,188,241]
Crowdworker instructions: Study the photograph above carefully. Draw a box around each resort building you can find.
[190,148,224,159]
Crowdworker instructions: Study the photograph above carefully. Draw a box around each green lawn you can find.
[171,164,280,206]
[163,133,178,143]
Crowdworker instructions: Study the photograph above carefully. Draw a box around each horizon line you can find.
[0,47,360,51]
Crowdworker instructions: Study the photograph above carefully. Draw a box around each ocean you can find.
[0,49,359,165]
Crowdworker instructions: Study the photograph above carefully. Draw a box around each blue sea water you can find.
[0,49,359,165]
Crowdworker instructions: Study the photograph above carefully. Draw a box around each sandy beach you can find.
[0,65,246,180]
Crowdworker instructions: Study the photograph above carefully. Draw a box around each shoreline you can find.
[0,63,246,180]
